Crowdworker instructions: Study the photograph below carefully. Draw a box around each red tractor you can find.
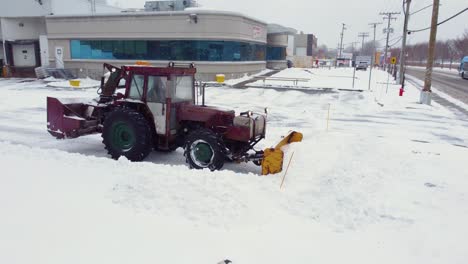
[47,63,301,173]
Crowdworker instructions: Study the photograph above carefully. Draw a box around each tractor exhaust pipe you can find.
[202,82,206,107]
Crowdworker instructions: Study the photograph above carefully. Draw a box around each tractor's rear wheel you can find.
[184,128,225,171]
[102,108,152,161]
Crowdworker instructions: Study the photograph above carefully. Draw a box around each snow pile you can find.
[1,68,468,263]
[47,77,101,89]
[205,69,274,87]
[247,67,387,91]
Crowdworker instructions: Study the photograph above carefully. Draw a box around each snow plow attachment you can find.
[47,97,100,139]
[261,131,303,175]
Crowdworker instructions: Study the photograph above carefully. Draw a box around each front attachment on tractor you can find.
[261,131,303,175]
[47,97,100,139]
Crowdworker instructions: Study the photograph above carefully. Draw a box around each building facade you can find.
[0,0,121,76]
[287,32,318,68]
[1,1,294,80]
[266,24,296,70]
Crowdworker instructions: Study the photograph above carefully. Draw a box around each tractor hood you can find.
[177,104,235,126]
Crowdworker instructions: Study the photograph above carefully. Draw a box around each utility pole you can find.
[338,23,347,60]
[350,41,359,54]
[399,0,412,85]
[368,22,382,90]
[358,32,370,54]
[421,0,440,105]
[380,12,400,71]
[91,0,96,15]
[335,43,340,67]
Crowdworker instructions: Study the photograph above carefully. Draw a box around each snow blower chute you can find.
[261,131,303,175]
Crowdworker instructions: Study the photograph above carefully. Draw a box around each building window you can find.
[266,46,286,61]
[71,40,266,61]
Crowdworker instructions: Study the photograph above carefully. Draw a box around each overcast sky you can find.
[111,0,467,49]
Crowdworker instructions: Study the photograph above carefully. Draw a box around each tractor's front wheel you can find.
[184,129,225,171]
[102,108,152,161]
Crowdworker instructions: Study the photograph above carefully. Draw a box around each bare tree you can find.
[360,41,380,56]
[454,30,468,57]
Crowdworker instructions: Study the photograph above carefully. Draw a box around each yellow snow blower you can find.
[261,131,303,175]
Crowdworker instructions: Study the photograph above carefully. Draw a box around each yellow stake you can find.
[280,152,295,189]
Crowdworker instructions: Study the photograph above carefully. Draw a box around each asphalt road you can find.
[406,67,468,116]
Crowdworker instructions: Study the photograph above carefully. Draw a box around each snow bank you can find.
[47,77,101,89]
[1,68,468,263]
[247,67,386,91]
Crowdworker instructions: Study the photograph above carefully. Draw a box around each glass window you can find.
[147,76,167,103]
[129,74,145,100]
[266,46,286,60]
[172,76,193,103]
[70,40,267,61]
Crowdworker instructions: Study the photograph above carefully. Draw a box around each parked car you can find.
[459,56,468,80]
[356,61,368,71]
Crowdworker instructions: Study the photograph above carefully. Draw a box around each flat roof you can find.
[46,8,268,26]
[267,24,297,35]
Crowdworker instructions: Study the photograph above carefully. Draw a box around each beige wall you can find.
[267,34,288,47]
[46,11,267,43]
[56,59,266,81]
[45,11,268,80]
[1,17,46,41]
[266,61,287,70]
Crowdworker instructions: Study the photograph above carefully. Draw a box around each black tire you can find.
[102,108,152,161]
[184,128,225,171]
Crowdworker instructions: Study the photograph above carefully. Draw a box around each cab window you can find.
[128,74,144,100]
[147,76,168,103]
[172,76,194,103]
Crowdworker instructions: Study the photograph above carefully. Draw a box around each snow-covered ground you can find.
[1,68,467,264]
[247,67,386,91]
[408,65,461,73]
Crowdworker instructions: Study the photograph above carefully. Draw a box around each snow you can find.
[405,73,468,110]
[222,69,273,86]
[1,68,468,264]
[47,77,101,89]
[407,65,461,73]
[247,67,384,91]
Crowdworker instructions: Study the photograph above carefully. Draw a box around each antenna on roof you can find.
[90,0,96,15]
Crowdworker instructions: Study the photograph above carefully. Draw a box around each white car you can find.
[356,62,368,71]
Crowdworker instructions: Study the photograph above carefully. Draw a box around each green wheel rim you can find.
[190,140,214,167]
[111,121,135,152]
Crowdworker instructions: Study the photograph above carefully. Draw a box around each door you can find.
[39,35,49,67]
[146,75,168,135]
[55,47,64,69]
[12,44,36,67]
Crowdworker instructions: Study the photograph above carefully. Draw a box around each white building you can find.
[1,0,121,76]
[1,0,294,80]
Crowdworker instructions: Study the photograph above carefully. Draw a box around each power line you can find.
[389,36,403,47]
[410,3,440,16]
[408,7,468,34]
[358,32,370,53]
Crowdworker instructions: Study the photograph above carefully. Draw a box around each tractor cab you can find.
[117,63,197,138]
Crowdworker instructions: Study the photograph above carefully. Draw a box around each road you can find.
[406,67,468,117]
